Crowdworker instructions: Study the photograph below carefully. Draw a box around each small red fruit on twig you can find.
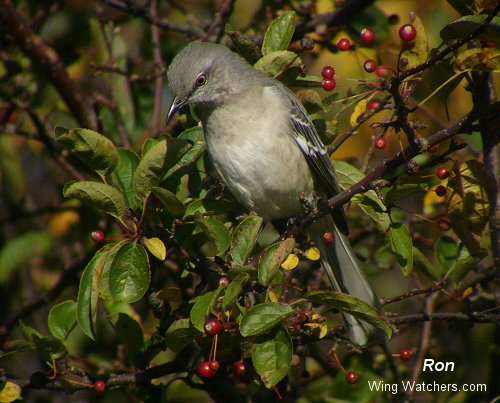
[198,361,217,378]
[345,371,359,384]
[374,136,387,150]
[91,230,105,243]
[360,28,375,44]
[436,167,450,180]
[399,24,417,41]
[321,66,335,79]
[400,348,412,361]
[323,231,335,243]
[204,318,222,336]
[94,380,106,393]
[337,37,351,51]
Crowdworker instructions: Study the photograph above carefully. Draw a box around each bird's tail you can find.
[308,215,384,345]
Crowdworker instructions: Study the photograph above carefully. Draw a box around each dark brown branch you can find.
[388,311,499,325]
[381,283,444,305]
[202,0,236,42]
[0,0,98,130]
[101,0,204,38]
[293,0,376,39]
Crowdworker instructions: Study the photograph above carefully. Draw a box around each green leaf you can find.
[262,11,295,55]
[332,160,390,230]
[151,187,186,215]
[446,160,492,256]
[183,198,233,218]
[194,215,231,256]
[0,340,36,359]
[32,334,68,363]
[114,313,144,360]
[413,247,441,280]
[165,127,206,178]
[63,181,127,218]
[455,47,500,72]
[114,147,140,210]
[435,235,459,271]
[258,238,295,287]
[56,127,118,177]
[165,318,199,354]
[133,138,190,202]
[305,290,392,339]
[77,248,109,339]
[222,272,250,310]
[230,216,263,266]
[98,241,128,300]
[190,291,216,333]
[0,231,53,284]
[48,300,77,341]
[225,23,263,64]
[254,50,302,78]
[389,222,413,276]
[441,15,500,43]
[449,244,486,283]
[108,242,150,303]
[252,326,292,388]
[385,183,429,206]
[239,302,294,337]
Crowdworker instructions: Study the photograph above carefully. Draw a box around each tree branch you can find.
[0,0,98,130]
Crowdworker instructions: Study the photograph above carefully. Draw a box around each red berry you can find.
[218,276,229,286]
[198,361,217,378]
[367,100,381,111]
[323,231,335,243]
[438,217,451,231]
[91,230,105,243]
[399,24,417,41]
[321,66,335,79]
[337,37,351,51]
[233,360,246,377]
[374,136,387,150]
[428,144,439,153]
[375,65,392,78]
[293,324,302,331]
[359,28,375,44]
[204,318,222,336]
[94,380,106,393]
[486,41,496,47]
[209,360,220,371]
[400,348,412,361]
[435,185,447,197]
[322,78,336,91]
[436,167,450,180]
[363,59,377,73]
[345,371,359,384]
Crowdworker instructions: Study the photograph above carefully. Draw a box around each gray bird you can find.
[167,41,383,345]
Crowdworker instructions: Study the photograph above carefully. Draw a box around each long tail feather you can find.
[309,216,384,345]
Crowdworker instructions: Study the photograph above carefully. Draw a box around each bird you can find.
[166,41,383,345]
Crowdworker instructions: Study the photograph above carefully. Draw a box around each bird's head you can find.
[166,41,253,122]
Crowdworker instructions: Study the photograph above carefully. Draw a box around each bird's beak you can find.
[166,96,187,123]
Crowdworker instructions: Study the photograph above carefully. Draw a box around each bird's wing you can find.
[282,86,348,234]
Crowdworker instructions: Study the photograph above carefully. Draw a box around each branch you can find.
[101,0,204,38]
[388,311,500,325]
[0,0,98,129]
[293,0,376,39]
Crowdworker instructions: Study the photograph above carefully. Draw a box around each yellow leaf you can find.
[281,253,299,270]
[462,287,473,299]
[319,323,328,339]
[0,382,21,403]
[304,247,320,261]
[349,99,367,127]
[304,322,320,329]
[311,313,321,321]
[268,288,280,302]
[143,237,166,260]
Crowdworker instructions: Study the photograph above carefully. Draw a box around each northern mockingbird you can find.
[167,41,382,345]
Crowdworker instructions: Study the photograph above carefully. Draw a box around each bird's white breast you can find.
[202,85,315,219]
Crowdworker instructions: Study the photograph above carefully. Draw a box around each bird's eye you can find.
[195,74,207,87]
